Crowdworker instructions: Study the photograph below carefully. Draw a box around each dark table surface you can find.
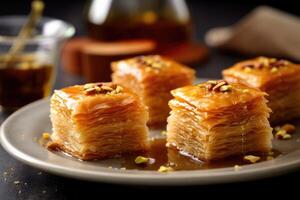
[1,1,300,199]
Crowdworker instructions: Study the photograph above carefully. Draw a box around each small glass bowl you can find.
[0,16,75,111]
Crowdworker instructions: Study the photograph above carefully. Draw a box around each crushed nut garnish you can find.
[199,80,232,93]
[101,86,114,91]
[244,67,252,73]
[241,57,289,71]
[212,81,227,91]
[158,166,174,173]
[137,55,169,69]
[207,80,217,85]
[135,156,149,164]
[42,132,51,140]
[243,155,261,163]
[83,83,123,96]
[234,165,242,171]
[275,129,292,140]
[219,85,232,92]
[115,86,123,93]
[270,67,278,73]
[83,83,96,90]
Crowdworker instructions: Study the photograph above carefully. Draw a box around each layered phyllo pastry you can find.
[223,57,300,124]
[48,82,149,160]
[111,55,195,128]
[166,80,272,161]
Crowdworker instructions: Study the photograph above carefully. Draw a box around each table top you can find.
[1,1,299,199]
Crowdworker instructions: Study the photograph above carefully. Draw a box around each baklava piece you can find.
[167,80,272,161]
[111,55,195,127]
[48,82,149,160]
[223,57,300,124]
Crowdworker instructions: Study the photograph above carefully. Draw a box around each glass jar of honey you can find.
[85,0,192,50]
[0,16,75,111]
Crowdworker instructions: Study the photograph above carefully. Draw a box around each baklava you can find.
[111,55,195,128]
[48,82,149,160]
[166,80,272,161]
[223,57,300,124]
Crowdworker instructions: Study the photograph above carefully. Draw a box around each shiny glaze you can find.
[121,138,280,171]
[111,55,195,81]
[223,57,300,89]
[170,81,265,111]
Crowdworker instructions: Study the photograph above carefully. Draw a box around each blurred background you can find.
[1,0,300,110]
[1,0,300,78]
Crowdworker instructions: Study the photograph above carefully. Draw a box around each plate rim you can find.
[2,99,300,185]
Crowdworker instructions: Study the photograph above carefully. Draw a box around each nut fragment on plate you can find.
[274,123,295,140]
[243,155,261,163]
[234,165,242,171]
[42,132,51,140]
[275,130,292,140]
[134,156,149,164]
[158,166,174,173]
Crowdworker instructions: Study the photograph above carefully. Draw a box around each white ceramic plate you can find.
[2,79,300,185]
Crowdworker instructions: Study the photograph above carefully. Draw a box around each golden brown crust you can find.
[111,55,195,128]
[223,57,300,124]
[222,57,300,89]
[47,140,148,161]
[167,80,272,161]
[171,80,266,112]
[49,82,149,160]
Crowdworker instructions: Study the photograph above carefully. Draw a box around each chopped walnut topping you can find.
[137,55,170,69]
[241,57,289,72]
[212,81,227,91]
[158,166,174,173]
[135,156,150,164]
[219,85,232,92]
[199,80,232,93]
[101,86,114,91]
[83,83,123,96]
[115,86,123,93]
[243,155,261,163]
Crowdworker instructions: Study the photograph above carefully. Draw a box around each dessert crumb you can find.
[243,155,260,163]
[234,165,242,171]
[158,166,174,173]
